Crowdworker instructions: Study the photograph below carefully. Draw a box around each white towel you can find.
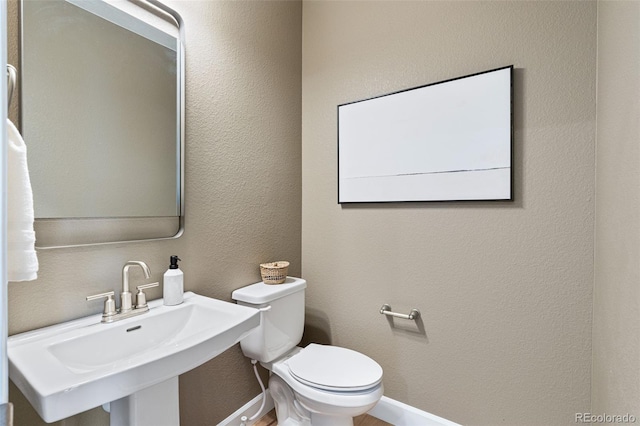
[7,119,38,282]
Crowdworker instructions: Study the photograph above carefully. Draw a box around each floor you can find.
[254,409,392,426]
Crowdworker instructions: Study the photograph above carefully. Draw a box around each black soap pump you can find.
[163,255,183,306]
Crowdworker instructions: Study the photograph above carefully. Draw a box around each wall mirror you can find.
[20,0,184,248]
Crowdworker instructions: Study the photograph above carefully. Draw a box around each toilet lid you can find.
[287,344,383,391]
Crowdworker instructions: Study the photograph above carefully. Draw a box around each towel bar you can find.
[380,304,420,320]
[7,64,17,108]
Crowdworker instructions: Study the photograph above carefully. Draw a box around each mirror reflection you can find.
[21,0,182,243]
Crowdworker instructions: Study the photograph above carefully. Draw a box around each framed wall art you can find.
[338,65,513,203]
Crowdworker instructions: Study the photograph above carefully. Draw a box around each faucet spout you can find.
[121,261,151,313]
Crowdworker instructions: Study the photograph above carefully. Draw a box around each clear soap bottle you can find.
[163,255,183,306]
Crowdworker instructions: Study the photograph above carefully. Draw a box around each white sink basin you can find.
[8,292,260,423]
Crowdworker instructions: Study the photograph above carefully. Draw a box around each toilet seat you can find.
[287,344,383,392]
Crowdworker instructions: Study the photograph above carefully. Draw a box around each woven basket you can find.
[260,261,289,284]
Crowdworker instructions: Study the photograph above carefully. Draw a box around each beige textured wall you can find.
[8,1,302,425]
[592,0,640,418]
[301,2,596,425]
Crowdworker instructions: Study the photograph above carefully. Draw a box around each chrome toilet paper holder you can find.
[379,304,420,320]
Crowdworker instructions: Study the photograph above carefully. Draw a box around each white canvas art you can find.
[338,66,513,203]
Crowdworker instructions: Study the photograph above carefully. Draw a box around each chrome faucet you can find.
[86,260,158,323]
[121,261,151,313]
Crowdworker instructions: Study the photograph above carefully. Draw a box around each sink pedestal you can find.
[109,377,179,426]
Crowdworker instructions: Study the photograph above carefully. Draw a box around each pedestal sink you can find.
[8,292,260,424]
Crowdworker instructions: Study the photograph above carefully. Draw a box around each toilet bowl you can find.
[231,278,384,426]
[270,345,383,425]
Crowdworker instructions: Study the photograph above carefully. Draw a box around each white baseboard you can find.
[217,390,275,426]
[368,396,461,426]
[217,391,460,426]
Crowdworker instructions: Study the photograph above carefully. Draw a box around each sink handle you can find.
[86,291,117,319]
[135,282,159,309]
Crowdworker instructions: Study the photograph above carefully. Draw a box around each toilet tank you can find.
[231,277,307,363]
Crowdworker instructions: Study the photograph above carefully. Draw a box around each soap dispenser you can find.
[163,255,183,306]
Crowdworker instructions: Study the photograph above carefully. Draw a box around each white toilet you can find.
[232,277,384,426]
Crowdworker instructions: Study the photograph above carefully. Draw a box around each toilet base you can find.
[309,413,354,426]
[269,374,365,426]
[270,374,311,426]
